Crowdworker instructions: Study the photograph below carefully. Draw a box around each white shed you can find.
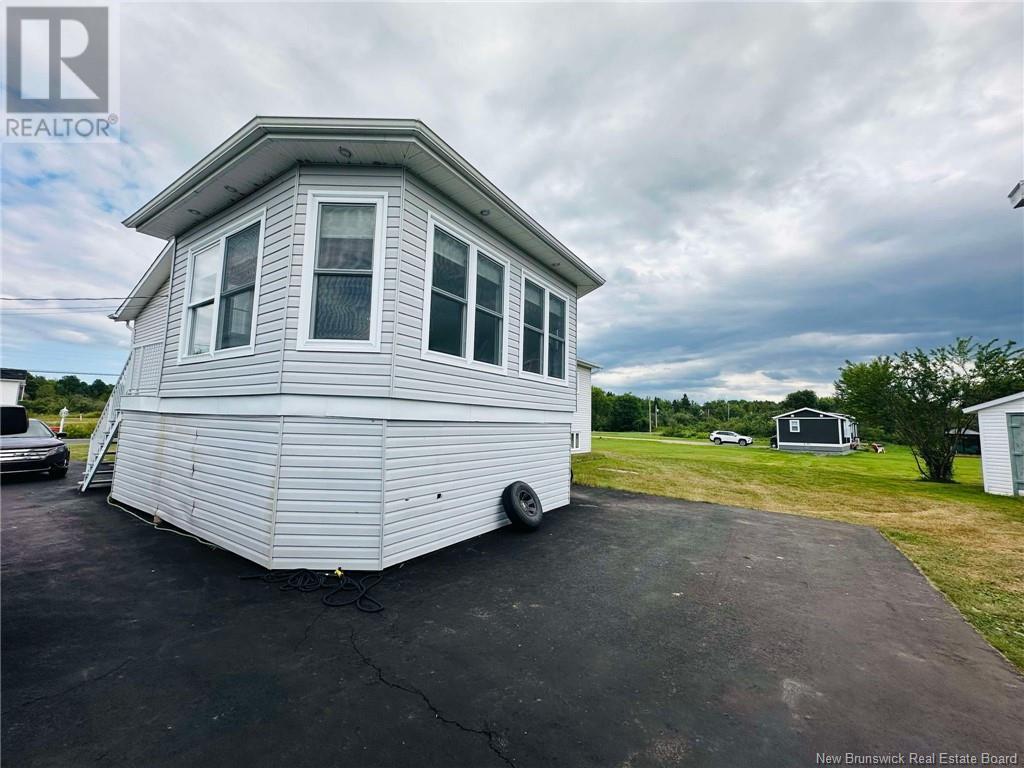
[963,392,1024,496]
[0,369,28,406]
[571,360,599,453]
[80,117,605,571]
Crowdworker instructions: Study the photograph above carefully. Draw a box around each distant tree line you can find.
[23,373,113,414]
[594,337,1023,483]
[591,387,845,440]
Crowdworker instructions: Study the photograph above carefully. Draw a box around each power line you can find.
[0,296,153,302]
[3,306,118,312]
[26,369,120,376]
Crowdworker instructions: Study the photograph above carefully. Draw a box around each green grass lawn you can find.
[30,413,100,439]
[574,433,1024,670]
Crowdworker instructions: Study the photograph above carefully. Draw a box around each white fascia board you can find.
[122,117,605,295]
[963,391,1024,414]
[112,240,173,322]
[118,394,576,424]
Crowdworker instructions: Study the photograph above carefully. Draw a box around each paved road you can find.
[2,468,1021,767]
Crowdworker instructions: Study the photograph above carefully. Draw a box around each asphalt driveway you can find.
[3,466,1022,767]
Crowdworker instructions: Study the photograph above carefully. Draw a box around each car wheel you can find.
[738,439,748,446]
[49,466,68,479]
[502,481,543,531]
[713,437,722,445]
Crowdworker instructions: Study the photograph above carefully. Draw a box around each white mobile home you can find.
[571,360,598,454]
[83,117,604,570]
[963,392,1024,496]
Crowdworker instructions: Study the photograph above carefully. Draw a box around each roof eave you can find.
[122,117,606,293]
[111,240,174,322]
[1009,180,1024,209]
[963,391,1024,413]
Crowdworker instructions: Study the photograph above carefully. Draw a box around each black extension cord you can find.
[242,569,384,613]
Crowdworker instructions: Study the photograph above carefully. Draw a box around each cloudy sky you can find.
[2,2,1021,401]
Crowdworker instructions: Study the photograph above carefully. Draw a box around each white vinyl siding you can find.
[393,172,577,411]
[274,418,383,570]
[130,278,169,347]
[974,401,1024,496]
[571,364,593,453]
[381,421,569,568]
[280,167,402,397]
[162,168,297,397]
[111,411,280,566]
[129,278,169,395]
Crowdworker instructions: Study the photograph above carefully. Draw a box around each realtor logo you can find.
[6,6,109,113]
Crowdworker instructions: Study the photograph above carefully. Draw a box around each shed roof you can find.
[577,359,601,370]
[0,368,28,381]
[123,117,606,296]
[773,407,851,420]
[963,391,1024,414]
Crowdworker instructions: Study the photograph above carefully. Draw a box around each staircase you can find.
[80,355,130,492]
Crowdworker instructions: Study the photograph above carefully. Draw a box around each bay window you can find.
[423,214,508,370]
[520,273,568,381]
[183,214,264,360]
[298,191,387,351]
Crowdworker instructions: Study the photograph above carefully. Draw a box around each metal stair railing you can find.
[80,353,131,491]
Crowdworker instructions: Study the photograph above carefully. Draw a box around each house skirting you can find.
[777,443,854,455]
[110,409,570,571]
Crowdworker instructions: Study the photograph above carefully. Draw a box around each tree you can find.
[591,387,613,432]
[835,359,894,431]
[836,338,1023,482]
[781,389,818,411]
[608,393,647,432]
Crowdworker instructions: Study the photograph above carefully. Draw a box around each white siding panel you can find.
[273,417,383,570]
[110,411,280,566]
[977,406,1021,496]
[391,173,578,412]
[381,421,570,568]
[572,365,592,453]
[161,168,298,397]
[131,278,169,347]
[279,166,402,398]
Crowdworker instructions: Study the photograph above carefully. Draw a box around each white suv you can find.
[709,430,753,446]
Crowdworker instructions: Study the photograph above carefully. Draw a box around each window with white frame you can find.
[789,420,800,433]
[184,218,263,358]
[521,276,567,380]
[571,432,580,449]
[424,217,507,369]
[298,191,387,350]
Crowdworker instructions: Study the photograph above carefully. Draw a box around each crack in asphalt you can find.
[294,606,328,651]
[18,657,135,709]
[348,631,516,768]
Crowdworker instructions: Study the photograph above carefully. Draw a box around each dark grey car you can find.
[0,419,70,479]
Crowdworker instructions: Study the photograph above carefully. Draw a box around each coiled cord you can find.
[242,568,384,613]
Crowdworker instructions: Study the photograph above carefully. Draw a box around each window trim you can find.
[420,212,510,374]
[297,190,388,352]
[178,208,267,365]
[789,420,801,433]
[518,268,571,386]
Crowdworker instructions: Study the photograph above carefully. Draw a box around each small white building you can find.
[0,369,28,406]
[81,117,605,571]
[963,392,1024,496]
[571,360,599,453]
